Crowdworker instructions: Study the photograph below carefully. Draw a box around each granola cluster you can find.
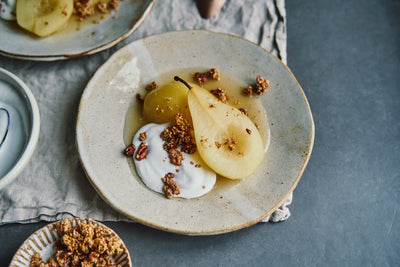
[210,88,229,103]
[168,148,183,166]
[193,68,220,85]
[74,0,119,21]
[209,68,221,81]
[161,173,180,199]
[159,114,196,199]
[160,113,196,155]
[136,81,158,104]
[139,132,147,141]
[30,219,123,267]
[242,75,270,96]
[145,81,158,91]
[192,68,230,104]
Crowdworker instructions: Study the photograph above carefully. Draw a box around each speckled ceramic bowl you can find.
[76,30,315,235]
[0,0,154,61]
[0,68,40,190]
[9,218,132,267]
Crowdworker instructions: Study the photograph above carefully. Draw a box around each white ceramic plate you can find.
[0,0,154,61]
[0,68,40,190]
[76,30,315,235]
[9,218,132,267]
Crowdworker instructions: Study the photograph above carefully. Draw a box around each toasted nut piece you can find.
[124,144,136,157]
[135,143,148,160]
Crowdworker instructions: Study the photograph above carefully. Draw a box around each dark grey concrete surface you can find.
[1,0,399,266]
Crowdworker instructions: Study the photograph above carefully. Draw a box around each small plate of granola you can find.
[0,0,154,61]
[10,218,131,267]
[76,30,314,235]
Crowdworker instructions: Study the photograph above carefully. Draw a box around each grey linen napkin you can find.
[0,0,289,224]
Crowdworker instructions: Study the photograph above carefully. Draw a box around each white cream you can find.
[132,123,216,199]
[0,0,17,21]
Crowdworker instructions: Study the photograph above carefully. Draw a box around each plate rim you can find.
[76,29,315,235]
[0,0,155,61]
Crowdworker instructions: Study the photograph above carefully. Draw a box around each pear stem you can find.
[174,76,192,90]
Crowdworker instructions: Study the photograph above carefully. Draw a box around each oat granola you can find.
[30,219,123,267]
[74,1,95,17]
[193,68,221,85]
[242,75,270,96]
[161,173,180,199]
[145,81,158,91]
[139,132,147,141]
[74,0,119,21]
[169,148,183,166]
[160,113,196,155]
[210,88,229,103]
[96,2,109,13]
[209,68,221,81]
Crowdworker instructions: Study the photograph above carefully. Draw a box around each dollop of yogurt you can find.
[0,0,17,21]
[132,123,216,199]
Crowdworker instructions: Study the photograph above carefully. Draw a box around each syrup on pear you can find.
[174,76,265,179]
[143,81,190,124]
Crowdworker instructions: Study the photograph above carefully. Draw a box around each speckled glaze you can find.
[9,218,132,267]
[0,68,40,190]
[76,30,315,235]
[0,0,154,61]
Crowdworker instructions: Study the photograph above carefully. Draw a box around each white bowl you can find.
[0,68,40,190]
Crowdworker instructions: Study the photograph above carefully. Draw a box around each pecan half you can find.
[135,143,148,160]
[124,144,136,157]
